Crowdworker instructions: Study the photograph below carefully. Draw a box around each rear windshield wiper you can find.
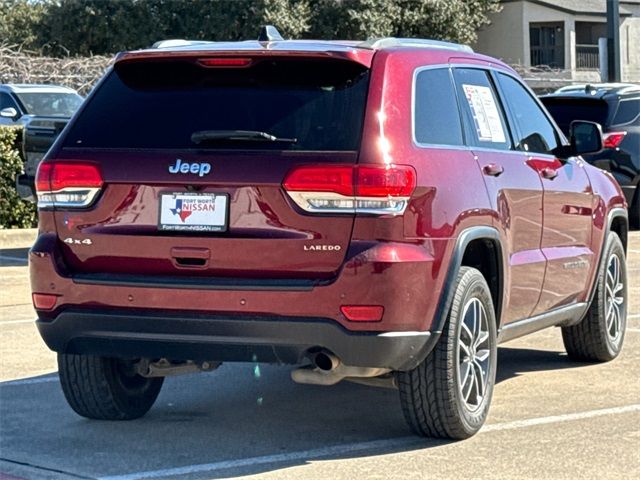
[191,130,297,145]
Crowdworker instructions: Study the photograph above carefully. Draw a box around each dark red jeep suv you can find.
[30,28,629,439]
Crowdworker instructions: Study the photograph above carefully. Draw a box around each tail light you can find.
[603,131,627,149]
[283,164,416,215]
[35,161,103,208]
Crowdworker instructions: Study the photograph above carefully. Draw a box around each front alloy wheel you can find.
[562,232,627,362]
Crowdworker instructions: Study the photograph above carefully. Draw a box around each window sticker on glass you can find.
[462,84,506,143]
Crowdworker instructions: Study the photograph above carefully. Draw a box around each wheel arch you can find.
[587,207,628,306]
[436,226,505,335]
[397,226,505,371]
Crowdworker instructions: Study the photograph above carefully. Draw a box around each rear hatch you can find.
[48,55,370,281]
[540,96,610,135]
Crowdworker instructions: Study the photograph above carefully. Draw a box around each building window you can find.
[530,22,565,68]
[576,22,606,69]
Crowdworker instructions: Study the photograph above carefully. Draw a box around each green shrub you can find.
[0,126,37,229]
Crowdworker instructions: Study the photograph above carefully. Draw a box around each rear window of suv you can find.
[64,57,369,151]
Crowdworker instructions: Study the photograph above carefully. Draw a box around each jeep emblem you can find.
[168,159,211,177]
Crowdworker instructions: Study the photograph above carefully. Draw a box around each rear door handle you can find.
[482,163,504,177]
[541,167,558,180]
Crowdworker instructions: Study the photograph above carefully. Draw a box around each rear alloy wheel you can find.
[58,354,164,420]
[397,267,497,439]
[562,232,627,362]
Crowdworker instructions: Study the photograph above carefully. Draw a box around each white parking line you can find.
[0,318,35,325]
[98,404,640,480]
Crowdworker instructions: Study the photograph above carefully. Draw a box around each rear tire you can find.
[58,354,163,420]
[397,267,497,439]
[562,232,627,362]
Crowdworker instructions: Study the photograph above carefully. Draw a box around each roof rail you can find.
[151,39,214,49]
[359,37,473,53]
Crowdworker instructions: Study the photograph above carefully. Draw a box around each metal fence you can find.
[576,45,600,70]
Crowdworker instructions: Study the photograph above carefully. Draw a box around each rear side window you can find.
[612,99,640,126]
[414,68,463,146]
[64,58,369,150]
[496,73,559,155]
[452,68,511,151]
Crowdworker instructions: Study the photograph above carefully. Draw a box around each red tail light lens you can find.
[283,164,416,215]
[35,161,103,208]
[283,165,354,196]
[603,131,627,149]
[32,293,58,311]
[356,166,416,197]
[341,305,384,322]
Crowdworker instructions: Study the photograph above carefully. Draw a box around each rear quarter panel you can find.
[352,49,496,331]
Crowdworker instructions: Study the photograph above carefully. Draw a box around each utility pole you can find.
[606,0,621,82]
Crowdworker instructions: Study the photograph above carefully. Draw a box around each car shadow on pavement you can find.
[0,345,597,480]
[496,346,588,383]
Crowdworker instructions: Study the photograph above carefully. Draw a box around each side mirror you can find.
[0,107,19,119]
[569,120,603,156]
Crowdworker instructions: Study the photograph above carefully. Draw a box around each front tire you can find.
[58,354,163,420]
[397,267,497,439]
[562,232,627,362]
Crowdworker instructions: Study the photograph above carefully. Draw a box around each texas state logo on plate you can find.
[159,193,228,232]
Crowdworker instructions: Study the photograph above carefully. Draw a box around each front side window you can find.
[15,92,83,117]
[414,67,463,146]
[496,73,560,155]
[452,68,511,151]
[0,93,19,111]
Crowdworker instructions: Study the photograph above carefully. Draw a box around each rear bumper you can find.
[30,232,453,370]
[37,309,434,370]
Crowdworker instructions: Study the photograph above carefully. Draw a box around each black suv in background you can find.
[540,84,640,226]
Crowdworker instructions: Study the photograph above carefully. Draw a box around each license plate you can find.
[158,193,228,232]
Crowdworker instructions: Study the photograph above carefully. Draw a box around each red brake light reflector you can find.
[603,131,627,149]
[197,58,253,68]
[32,293,58,311]
[341,305,384,322]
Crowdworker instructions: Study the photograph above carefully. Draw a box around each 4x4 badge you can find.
[168,159,211,177]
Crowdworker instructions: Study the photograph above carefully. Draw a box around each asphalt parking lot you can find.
[0,233,639,480]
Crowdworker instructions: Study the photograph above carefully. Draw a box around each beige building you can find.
[474,0,640,83]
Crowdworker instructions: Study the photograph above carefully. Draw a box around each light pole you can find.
[606,0,621,81]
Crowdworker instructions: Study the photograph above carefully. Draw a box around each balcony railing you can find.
[576,44,600,70]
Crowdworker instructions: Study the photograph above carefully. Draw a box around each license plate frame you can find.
[158,192,229,232]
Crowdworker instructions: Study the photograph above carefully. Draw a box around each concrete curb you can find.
[0,228,37,249]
